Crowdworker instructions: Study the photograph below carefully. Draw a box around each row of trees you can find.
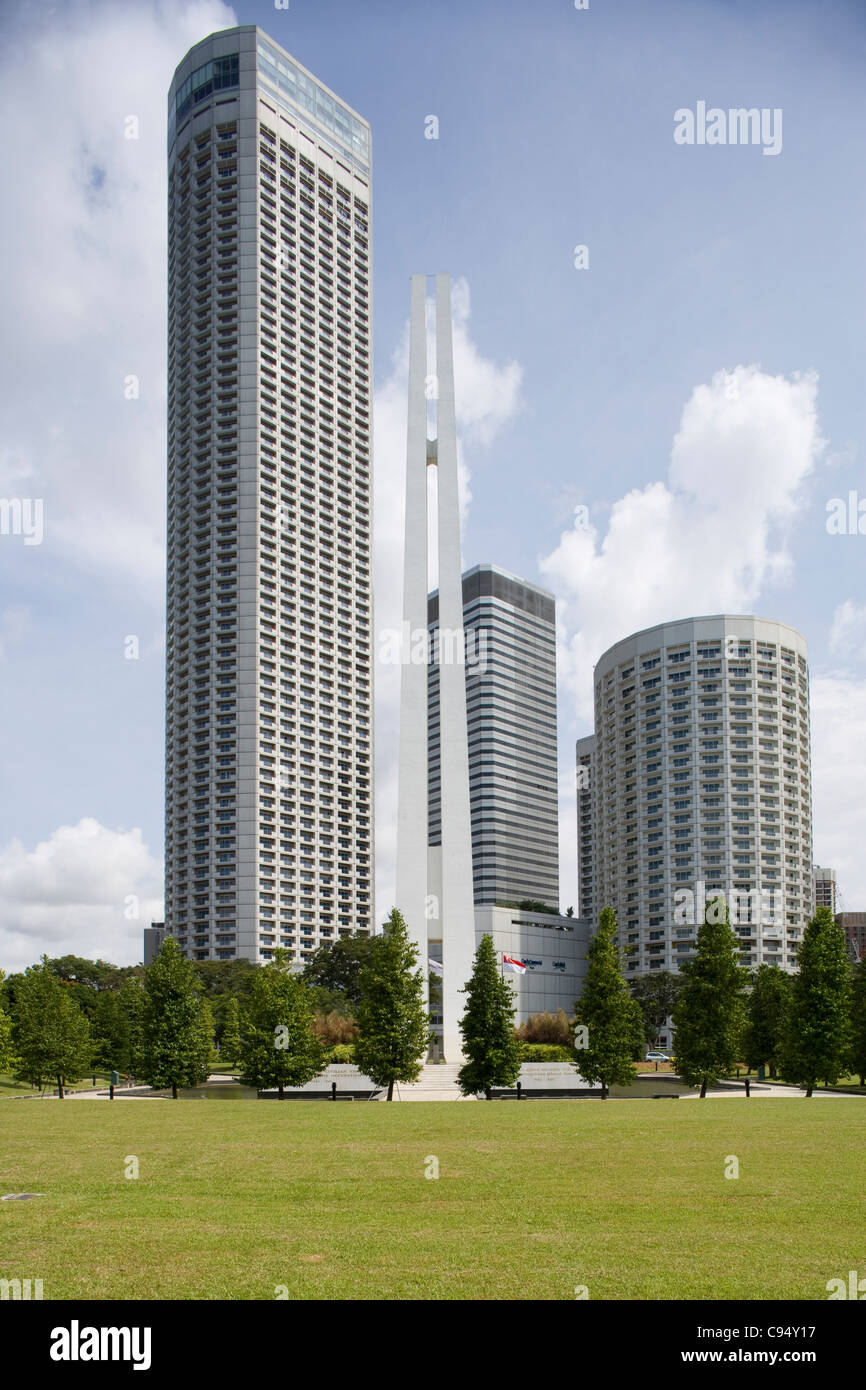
[496,900,864,1100]
[670,902,862,1096]
[0,915,432,1100]
[0,913,605,1101]
[0,948,211,1099]
[0,941,364,1091]
[3,900,860,1101]
[460,901,866,1099]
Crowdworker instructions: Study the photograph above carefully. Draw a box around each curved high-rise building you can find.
[581,616,812,976]
[164,27,373,963]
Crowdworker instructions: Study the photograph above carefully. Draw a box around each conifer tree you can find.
[743,964,791,1077]
[13,957,92,1098]
[221,996,242,1068]
[355,908,429,1100]
[848,956,866,1088]
[140,940,213,1098]
[118,976,146,1077]
[780,907,851,1096]
[0,971,17,1074]
[574,907,643,1099]
[457,934,522,1098]
[672,898,747,1097]
[90,990,131,1073]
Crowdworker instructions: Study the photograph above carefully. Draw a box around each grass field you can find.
[0,1071,114,1100]
[1,1099,864,1300]
[747,1076,866,1094]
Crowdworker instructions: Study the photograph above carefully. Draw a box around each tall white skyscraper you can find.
[580,616,813,976]
[165,27,373,963]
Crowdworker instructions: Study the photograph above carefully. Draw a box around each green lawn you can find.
[1,1100,864,1300]
[764,1078,866,1093]
[0,1071,113,1100]
[725,1071,866,1093]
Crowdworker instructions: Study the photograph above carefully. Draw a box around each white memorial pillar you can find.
[434,275,476,1061]
[394,273,475,1062]
[395,274,430,1015]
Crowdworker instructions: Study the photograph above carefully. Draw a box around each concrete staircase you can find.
[372,1063,473,1101]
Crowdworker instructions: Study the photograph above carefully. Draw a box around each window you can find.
[174,54,239,129]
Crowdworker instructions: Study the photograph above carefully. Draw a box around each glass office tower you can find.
[428,564,560,910]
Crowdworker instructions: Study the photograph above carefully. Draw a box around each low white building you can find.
[474,907,590,1024]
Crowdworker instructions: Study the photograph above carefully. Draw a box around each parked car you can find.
[645,1050,671,1062]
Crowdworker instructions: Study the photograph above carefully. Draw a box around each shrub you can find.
[518,1043,574,1062]
[313,1010,359,1046]
[326,1043,356,1064]
[516,1010,573,1046]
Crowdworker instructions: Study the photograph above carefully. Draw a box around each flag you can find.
[427,957,444,976]
[502,954,526,975]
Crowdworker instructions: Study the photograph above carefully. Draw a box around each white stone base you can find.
[261,1061,598,1101]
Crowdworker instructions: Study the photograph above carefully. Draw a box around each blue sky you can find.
[1,0,864,970]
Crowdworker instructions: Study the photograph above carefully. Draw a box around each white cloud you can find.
[540,364,827,909]
[541,364,824,723]
[829,599,866,661]
[0,0,237,598]
[0,819,163,974]
[373,281,523,921]
[449,280,523,449]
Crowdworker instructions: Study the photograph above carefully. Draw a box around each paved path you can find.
[679,1081,864,1100]
[22,1075,866,1102]
[27,1083,151,1100]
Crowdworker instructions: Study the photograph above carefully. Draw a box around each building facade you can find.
[837,911,866,964]
[583,616,813,977]
[425,906,589,1044]
[576,734,596,923]
[473,908,590,1020]
[428,564,560,910]
[813,865,838,915]
[143,922,167,966]
[164,26,373,963]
